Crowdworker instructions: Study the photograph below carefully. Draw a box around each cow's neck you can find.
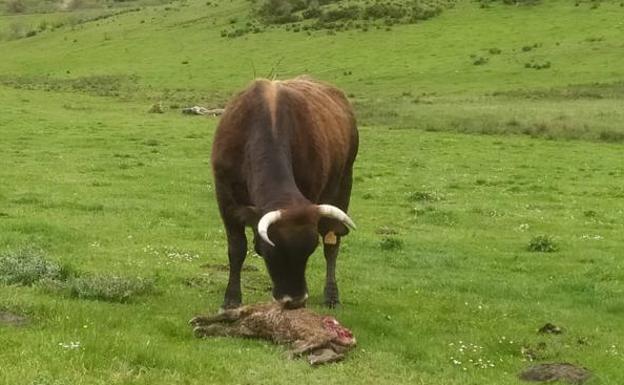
[247,138,308,212]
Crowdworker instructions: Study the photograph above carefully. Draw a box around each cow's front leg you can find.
[323,233,341,308]
[223,223,247,310]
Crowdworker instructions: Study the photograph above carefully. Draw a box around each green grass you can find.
[1,0,623,384]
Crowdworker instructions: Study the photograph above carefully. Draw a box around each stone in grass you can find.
[519,363,592,384]
[190,302,356,366]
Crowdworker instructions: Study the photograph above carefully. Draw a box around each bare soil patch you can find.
[0,310,28,326]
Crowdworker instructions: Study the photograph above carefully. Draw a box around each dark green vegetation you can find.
[252,0,456,31]
[1,0,623,384]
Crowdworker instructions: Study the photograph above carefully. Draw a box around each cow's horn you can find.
[257,210,282,247]
[318,205,356,230]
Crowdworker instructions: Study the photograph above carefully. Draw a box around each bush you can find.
[257,0,303,24]
[407,191,442,202]
[64,274,154,303]
[363,4,406,20]
[598,130,624,143]
[525,61,551,70]
[302,7,322,19]
[252,0,452,35]
[320,5,360,22]
[528,235,559,252]
[5,0,26,14]
[0,248,66,285]
[473,56,489,65]
[380,236,404,251]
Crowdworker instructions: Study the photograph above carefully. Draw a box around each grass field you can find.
[1,0,624,384]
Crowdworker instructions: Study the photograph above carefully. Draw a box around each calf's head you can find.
[256,205,355,309]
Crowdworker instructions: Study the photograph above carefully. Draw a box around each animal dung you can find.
[190,302,356,365]
[518,363,592,384]
[538,323,563,334]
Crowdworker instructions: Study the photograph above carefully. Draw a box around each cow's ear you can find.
[318,218,350,238]
[235,206,261,226]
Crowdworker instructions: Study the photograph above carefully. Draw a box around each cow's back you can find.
[212,77,358,207]
[276,78,358,202]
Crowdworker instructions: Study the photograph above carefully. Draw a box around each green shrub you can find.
[63,274,155,303]
[257,0,304,24]
[320,5,360,22]
[302,7,322,19]
[363,3,406,20]
[0,248,66,286]
[5,0,26,14]
[407,191,442,202]
[528,235,559,252]
[380,236,404,251]
[473,56,489,65]
[598,130,624,143]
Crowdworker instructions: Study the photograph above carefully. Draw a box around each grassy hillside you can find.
[1,1,624,384]
[2,0,623,140]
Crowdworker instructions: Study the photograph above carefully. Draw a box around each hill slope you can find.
[2,0,623,140]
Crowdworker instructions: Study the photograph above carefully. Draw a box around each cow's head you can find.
[255,205,355,309]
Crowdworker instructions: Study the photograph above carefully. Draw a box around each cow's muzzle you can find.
[275,293,309,309]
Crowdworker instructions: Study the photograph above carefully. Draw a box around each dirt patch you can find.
[0,310,28,327]
[519,363,592,384]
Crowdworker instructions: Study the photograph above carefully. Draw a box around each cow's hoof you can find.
[324,296,341,309]
[221,300,242,311]
[324,285,340,308]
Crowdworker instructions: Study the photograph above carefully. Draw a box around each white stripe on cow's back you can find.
[264,80,279,138]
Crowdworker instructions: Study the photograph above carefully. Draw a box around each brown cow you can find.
[211,76,358,309]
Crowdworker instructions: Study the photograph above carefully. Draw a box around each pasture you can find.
[1,0,623,384]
